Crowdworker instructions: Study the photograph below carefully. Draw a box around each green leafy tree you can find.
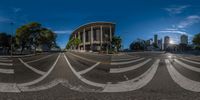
[130,39,145,51]
[73,38,81,50]
[112,36,122,52]
[16,22,57,54]
[193,33,200,50]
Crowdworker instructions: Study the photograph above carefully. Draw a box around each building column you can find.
[91,26,94,51]
[109,25,112,50]
[78,32,80,51]
[109,25,112,41]
[83,29,86,51]
[100,25,103,50]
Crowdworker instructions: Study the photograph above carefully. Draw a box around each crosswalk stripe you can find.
[165,59,200,92]
[110,59,152,73]
[0,59,13,62]
[110,58,145,65]
[18,53,61,87]
[0,68,14,74]
[78,62,101,75]
[69,52,97,63]
[0,62,13,66]
[18,58,46,75]
[26,54,54,63]
[180,57,200,65]
[0,57,8,60]
[111,56,140,62]
[175,59,200,73]
[103,59,160,92]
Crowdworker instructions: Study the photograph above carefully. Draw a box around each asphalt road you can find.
[0,51,200,100]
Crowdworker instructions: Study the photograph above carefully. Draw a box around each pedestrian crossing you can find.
[1,53,200,93]
[166,55,200,92]
[0,57,14,74]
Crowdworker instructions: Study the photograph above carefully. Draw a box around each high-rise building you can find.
[154,34,158,45]
[158,39,162,50]
[164,36,170,50]
[180,35,188,45]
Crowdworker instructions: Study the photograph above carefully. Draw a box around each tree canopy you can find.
[112,36,122,52]
[16,22,57,53]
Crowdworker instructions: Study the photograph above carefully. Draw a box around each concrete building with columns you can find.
[71,22,115,52]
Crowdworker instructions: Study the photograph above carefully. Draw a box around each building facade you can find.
[71,22,115,52]
[154,34,158,45]
[164,36,170,50]
[180,34,188,45]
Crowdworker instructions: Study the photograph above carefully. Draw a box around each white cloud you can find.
[0,16,11,22]
[164,5,190,15]
[178,15,200,28]
[158,30,188,35]
[54,30,72,34]
[13,8,22,13]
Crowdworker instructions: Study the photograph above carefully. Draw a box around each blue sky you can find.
[0,0,200,48]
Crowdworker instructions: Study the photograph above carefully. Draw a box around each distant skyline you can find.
[0,0,200,48]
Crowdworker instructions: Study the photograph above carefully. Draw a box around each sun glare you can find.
[169,40,174,44]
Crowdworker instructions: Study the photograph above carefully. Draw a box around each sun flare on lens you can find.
[169,40,174,44]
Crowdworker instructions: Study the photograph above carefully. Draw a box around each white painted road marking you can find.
[111,57,140,62]
[26,54,54,63]
[0,62,13,66]
[0,59,12,62]
[0,57,8,60]
[78,62,101,75]
[165,59,200,92]
[110,59,152,73]
[65,52,160,92]
[19,58,46,75]
[103,59,160,92]
[64,53,106,87]
[110,58,145,65]
[0,83,20,92]
[69,52,97,63]
[179,57,200,65]
[0,68,14,74]
[175,59,200,73]
[18,53,61,87]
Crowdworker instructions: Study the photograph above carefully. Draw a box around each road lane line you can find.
[0,62,13,66]
[0,68,14,74]
[111,56,140,62]
[165,59,200,92]
[64,53,160,92]
[0,59,12,62]
[68,52,97,63]
[110,58,145,65]
[19,79,60,92]
[20,78,99,92]
[110,59,152,73]
[64,53,106,87]
[17,53,61,87]
[175,59,200,73]
[19,58,46,75]
[180,57,200,65]
[26,54,54,63]
[103,59,160,92]
[78,62,101,75]
[0,83,20,92]
[0,57,8,60]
